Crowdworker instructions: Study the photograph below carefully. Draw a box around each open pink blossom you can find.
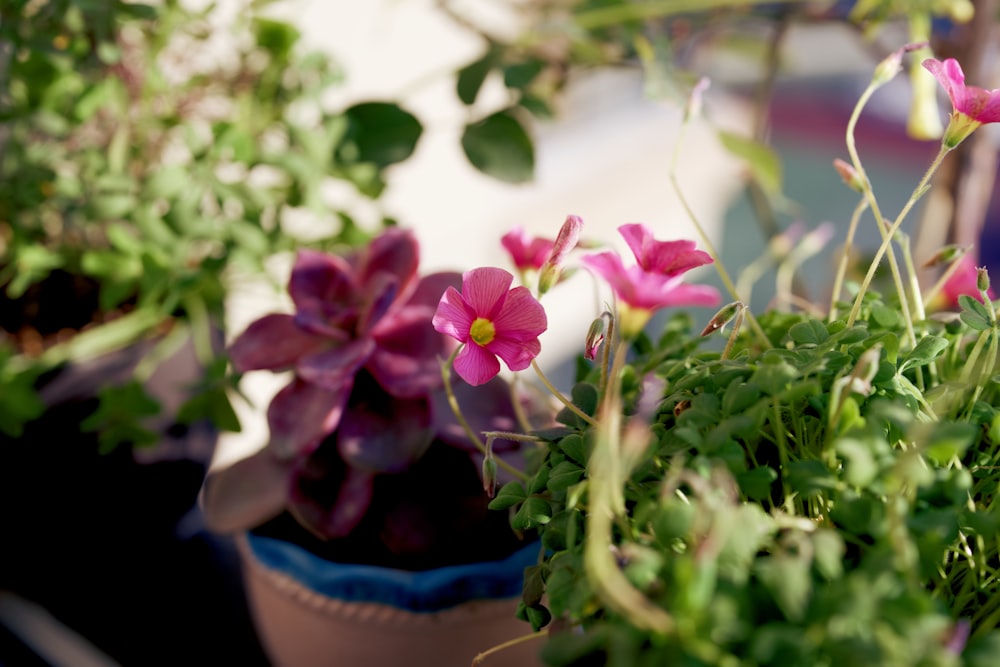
[433,267,547,386]
[923,57,1000,147]
[582,223,720,338]
[501,226,554,272]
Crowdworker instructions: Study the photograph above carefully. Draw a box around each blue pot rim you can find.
[245,532,539,613]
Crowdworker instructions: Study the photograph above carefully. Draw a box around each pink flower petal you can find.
[924,57,1000,124]
[492,285,548,341]
[487,336,541,372]
[453,342,502,386]
[228,313,329,373]
[651,282,722,309]
[433,286,476,342]
[501,226,553,271]
[619,223,712,275]
[461,267,513,318]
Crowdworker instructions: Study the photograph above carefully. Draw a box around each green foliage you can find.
[503,290,1000,666]
[461,109,536,184]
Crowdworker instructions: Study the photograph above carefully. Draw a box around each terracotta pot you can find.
[236,532,544,667]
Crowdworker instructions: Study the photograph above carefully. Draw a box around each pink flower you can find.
[582,223,720,338]
[923,57,1000,148]
[433,267,547,386]
[501,226,554,272]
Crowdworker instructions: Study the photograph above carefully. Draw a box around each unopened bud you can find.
[482,453,497,498]
[701,301,744,336]
[538,214,583,295]
[977,266,991,294]
[872,42,928,86]
[585,311,613,361]
[922,244,968,269]
[833,158,864,192]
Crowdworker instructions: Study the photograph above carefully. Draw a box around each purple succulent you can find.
[228,228,456,463]
[203,228,530,553]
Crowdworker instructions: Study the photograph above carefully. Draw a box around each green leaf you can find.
[965,631,1000,667]
[503,59,545,90]
[788,319,828,346]
[924,421,978,465]
[870,303,902,329]
[461,109,534,183]
[80,381,162,453]
[653,500,695,544]
[547,460,585,493]
[785,459,837,498]
[253,17,300,61]
[811,529,845,580]
[456,46,499,105]
[512,496,552,530]
[6,246,64,297]
[960,309,992,331]
[736,466,777,501]
[959,294,993,322]
[177,387,241,432]
[755,553,811,621]
[337,102,423,169]
[722,380,761,416]
[749,358,798,396]
[898,335,949,373]
[0,365,45,437]
[558,433,589,466]
[717,130,782,196]
[488,481,526,510]
[835,437,879,487]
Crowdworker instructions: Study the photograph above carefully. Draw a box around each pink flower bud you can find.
[538,214,584,295]
[585,311,613,361]
[833,158,864,193]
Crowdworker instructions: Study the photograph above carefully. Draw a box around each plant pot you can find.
[236,531,543,667]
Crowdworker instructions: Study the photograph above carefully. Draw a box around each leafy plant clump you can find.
[465,46,1000,667]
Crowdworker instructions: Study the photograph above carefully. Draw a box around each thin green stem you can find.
[899,232,927,324]
[721,304,745,360]
[531,359,598,427]
[597,310,616,412]
[829,196,869,321]
[572,0,806,30]
[440,347,529,481]
[843,81,917,345]
[669,124,771,350]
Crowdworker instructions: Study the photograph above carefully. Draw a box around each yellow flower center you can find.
[469,317,496,346]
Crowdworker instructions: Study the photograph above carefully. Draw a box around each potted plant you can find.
[200,225,553,666]
[462,46,1000,666]
[0,1,433,662]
